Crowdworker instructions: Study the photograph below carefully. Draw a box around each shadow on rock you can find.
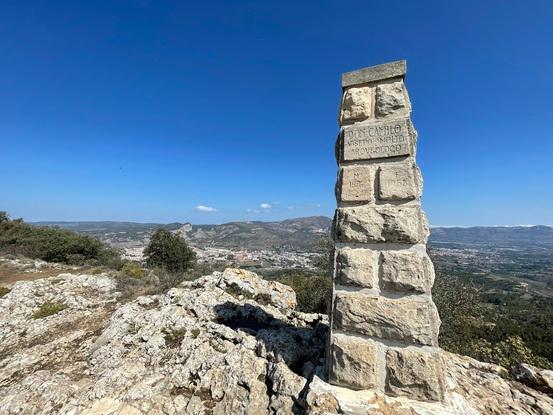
[213,301,328,375]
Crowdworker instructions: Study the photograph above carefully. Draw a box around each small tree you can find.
[0,211,9,223]
[144,229,196,273]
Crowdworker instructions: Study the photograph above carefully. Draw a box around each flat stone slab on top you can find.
[342,60,406,88]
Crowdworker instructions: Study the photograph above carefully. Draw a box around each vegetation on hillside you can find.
[0,286,10,297]
[264,268,332,314]
[0,212,122,268]
[32,301,67,319]
[305,236,553,371]
[144,229,196,273]
[433,273,553,370]
[114,230,209,300]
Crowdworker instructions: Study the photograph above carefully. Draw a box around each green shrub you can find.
[0,286,10,297]
[120,262,147,279]
[313,237,333,275]
[164,328,186,347]
[268,269,331,314]
[32,301,67,319]
[432,273,553,370]
[0,213,122,268]
[144,229,196,274]
[432,274,487,353]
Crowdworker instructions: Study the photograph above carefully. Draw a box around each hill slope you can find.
[33,218,553,250]
[33,216,332,251]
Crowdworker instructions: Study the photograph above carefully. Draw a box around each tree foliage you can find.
[433,273,553,370]
[143,229,196,273]
[313,237,333,276]
[0,212,121,267]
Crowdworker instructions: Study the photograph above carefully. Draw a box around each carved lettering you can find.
[338,166,372,202]
[342,118,413,161]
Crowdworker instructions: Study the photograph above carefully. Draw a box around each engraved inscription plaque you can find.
[339,166,372,202]
[378,163,418,201]
[342,117,413,161]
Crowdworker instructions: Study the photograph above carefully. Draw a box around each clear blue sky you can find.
[1,1,552,226]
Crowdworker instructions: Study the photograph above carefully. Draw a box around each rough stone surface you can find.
[306,351,553,414]
[385,348,445,402]
[340,86,373,123]
[332,293,440,346]
[511,363,553,397]
[337,165,373,203]
[342,60,406,87]
[328,333,378,390]
[333,206,429,244]
[375,81,411,118]
[381,250,434,293]
[1,263,553,414]
[341,117,415,161]
[335,247,375,288]
[0,267,327,415]
[215,267,297,311]
[378,162,421,201]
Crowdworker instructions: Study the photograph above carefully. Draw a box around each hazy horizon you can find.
[24,216,552,229]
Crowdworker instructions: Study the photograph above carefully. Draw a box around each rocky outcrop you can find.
[0,268,326,414]
[0,267,552,414]
[511,363,553,397]
[306,353,553,414]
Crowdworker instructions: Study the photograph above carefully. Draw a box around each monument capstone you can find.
[328,60,446,402]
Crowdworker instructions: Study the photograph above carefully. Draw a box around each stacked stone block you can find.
[328,60,446,402]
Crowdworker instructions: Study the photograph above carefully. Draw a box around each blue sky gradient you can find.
[1,1,552,225]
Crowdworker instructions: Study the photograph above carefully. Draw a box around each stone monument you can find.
[328,60,446,402]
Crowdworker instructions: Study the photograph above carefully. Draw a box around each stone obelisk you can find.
[327,61,445,402]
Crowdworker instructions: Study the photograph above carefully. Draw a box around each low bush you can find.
[266,269,332,314]
[0,211,122,268]
[0,286,10,297]
[32,301,67,319]
[120,262,147,279]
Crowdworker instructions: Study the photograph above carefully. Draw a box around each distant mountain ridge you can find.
[32,218,553,250]
[429,225,553,247]
[32,216,332,251]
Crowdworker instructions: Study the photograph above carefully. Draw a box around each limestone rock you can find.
[385,348,445,402]
[328,333,378,390]
[375,81,411,118]
[337,165,373,202]
[340,86,373,123]
[2,263,553,414]
[215,267,297,311]
[268,362,306,398]
[334,206,429,244]
[381,250,434,293]
[378,161,421,201]
[340,116,416,161]
[342,60,406,87]
[332,292,440,346]
[305,351,553,414]
[511,363,553,397]
[0,267,327,415]
[335,247,375,288]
